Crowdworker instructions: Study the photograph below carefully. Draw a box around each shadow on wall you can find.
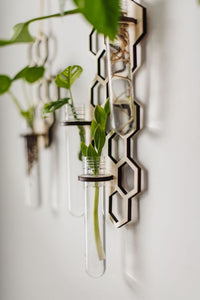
[138,0,169,137]
[119,0,168,296]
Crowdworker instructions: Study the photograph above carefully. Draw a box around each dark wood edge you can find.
[60,121,92,126]
[20,133,47,138]
[120,16,137,24]
[78,175,114,182]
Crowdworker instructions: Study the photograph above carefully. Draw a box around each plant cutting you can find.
[43,65,86,160]
[80,99,110,265]
[43,65,92,216]
[0,64,51,207]
[0,0,120,48]
[0,65,45,130]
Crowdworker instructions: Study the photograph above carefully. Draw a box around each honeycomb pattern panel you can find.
[106,0,146,228]
[97,50,107,81]
[109,191,132,226]
[89,29,105,56]
[91,80,108,107]
[108,133,125,164]
[118,161,140,195]
[89,0,146,228]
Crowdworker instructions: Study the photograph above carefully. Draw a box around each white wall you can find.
[0,0,200,299]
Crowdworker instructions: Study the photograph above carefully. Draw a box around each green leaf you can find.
[94,105,107,127]
[55,65,83,90]
[81,142,88,156]
[104,98,110,116]
[0,23,34,47]
[43,98,70,114]
[94,124,106,155]
[13,66,29,81]
[24,66,45,83]
[91,120,98,138]
[11,23,34,43]
[86,144,98,157]
[20,106,34,129]
[73,0,120,40]
[13,66,45,83]
[0,75,12,95]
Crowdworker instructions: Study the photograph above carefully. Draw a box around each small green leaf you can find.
[13,66,29,81]
[86,144,98,157]
[13,66,45,83]
[94,105,107,127]
[55,65,83,90]
[20,106,34,129]
[0,23,35,47]
[104,98,110,116]
[0,75,12,95]
[91,120,98,138]
[24,66,45,83]
[11,23,34,43]
[43,98,70,114]
[94,125,106,155]
[73,0,120,40]
[81,142,88,156]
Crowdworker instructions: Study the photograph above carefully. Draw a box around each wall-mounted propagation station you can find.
[77,0,147,277]
[106,0,146,228]
[22,31,58,208]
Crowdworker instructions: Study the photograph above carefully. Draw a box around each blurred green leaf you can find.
[91,120,98,138]
[81,142,88,156]
[43,98,70,114]
[94,105,107,127]
[0,75,12,95]
[20,106,34,129]
[24,66,45,83]
[104,98,110,116]
[0,23,34,47]
[86,144,98,157]
[11,23,34,43]
[55,65,83,90]
[13,66,45,83]
[94,124,105,155]
[13,66,29,81]
[73,0,120,40]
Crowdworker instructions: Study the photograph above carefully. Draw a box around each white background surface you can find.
[0,0,200,299]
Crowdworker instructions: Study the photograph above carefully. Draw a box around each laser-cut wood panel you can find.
[89,0,147,228]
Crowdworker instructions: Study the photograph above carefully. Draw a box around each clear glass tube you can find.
[23,134,41,207]
[85,181,106,278]
[83,157,106,278]
[65,104,91,217]
[106,3,135,136]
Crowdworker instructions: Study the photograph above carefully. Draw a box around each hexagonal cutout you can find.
[118,161,140,195]
[110,78,135,136]
[91,81,108,107]
[109,191,130,224]
[108,133,125,163]
[89,29,105,56]
[97,50,107,81]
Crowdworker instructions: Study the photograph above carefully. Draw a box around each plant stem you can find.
[8,90,23,112]
[26,8,81,25]
[69,88,85,160]
[22,81,31,108]
[93,182,105,260]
